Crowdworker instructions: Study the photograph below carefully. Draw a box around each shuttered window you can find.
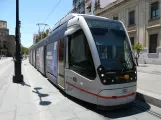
[149,34,158,53]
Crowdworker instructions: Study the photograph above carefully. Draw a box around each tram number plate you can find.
[122,88,127,93]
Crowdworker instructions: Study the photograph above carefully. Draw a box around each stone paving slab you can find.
[136,64,161,108]
[24,59,161,120]
[0,111,15,120]
[137,72,161,95]
[0,60,13,106]
[1,59,161,120]
[75,110,106,120]
[137,64,161,75]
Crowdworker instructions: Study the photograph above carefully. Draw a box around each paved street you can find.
[137,64,161,96]
[0,58,161,120]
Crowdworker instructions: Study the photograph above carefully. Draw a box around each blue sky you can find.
[0,0,72,48]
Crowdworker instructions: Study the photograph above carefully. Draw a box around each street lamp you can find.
[36,23,48,40]
[13,0,23,83]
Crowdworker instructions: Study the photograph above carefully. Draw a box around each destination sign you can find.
[85,19,124,30]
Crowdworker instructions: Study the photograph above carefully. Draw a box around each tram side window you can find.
[69,29,96,79]
[59,39,65,62]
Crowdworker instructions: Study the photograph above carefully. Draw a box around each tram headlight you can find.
[101,74,105,77]
[103,80,107,83]
[130,77,133,80]
[134,70,137,81]
[99,68,102,71]
[97,65,105,74]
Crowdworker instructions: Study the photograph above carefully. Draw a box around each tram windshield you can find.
[85,18,135,71]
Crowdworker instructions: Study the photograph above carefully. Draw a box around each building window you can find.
[89,7,91,12]
[130,37,134,46]
[69,29,96,79]
[151,2,159,19]
[129,11,135,25]
[81,11,85,14]
[113,16,118,20]
[149,34,158,53]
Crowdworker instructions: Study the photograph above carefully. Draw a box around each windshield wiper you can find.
[121,51,133,73]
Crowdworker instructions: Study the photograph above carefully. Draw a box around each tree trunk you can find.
[136,58,139,66]
[135,52,140,66]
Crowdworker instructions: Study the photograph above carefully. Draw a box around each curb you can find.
[136,91,161,108]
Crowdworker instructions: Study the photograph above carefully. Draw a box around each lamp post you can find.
[13,0,23,83]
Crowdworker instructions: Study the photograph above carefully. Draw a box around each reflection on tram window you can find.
[85,19,134,70]
[69,29,96,79]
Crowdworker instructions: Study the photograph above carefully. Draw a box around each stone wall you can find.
[0,35,15,57]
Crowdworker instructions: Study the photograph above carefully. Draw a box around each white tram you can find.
[29,14,137,108]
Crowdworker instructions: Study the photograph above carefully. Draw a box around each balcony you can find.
[147,17,161,30]
[127,24,136,34]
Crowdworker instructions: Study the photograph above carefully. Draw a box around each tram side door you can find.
[57,38,66,89]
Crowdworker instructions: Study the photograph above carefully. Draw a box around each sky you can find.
[0,0,72,48]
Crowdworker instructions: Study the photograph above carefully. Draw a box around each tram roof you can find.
[29,13,121,50]
[48,13,116,35]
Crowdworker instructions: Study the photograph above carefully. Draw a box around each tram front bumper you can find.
[97,86,136,106]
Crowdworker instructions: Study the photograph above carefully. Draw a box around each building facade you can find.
[0,20,15,57]
[72,0,86,14]
[95,0,161,64]
[72,0,114,14]
[0,20,7,28]
[33,34,39,44]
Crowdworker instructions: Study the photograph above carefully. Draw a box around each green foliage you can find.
[42,32,47,39]
[133,43,144,53]
[21,46,29,55]
[132,43,144,66]
[36,32,47,43]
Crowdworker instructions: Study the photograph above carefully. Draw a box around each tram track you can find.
[132,102,161,119]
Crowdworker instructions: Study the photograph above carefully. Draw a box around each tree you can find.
[133,43,144,66]
[36,32,47,43]
[42,32,47,39]
[21,46,29,55]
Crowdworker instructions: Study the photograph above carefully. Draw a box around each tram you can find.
[29,13,137,108]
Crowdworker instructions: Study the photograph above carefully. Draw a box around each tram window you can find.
[59,39,65,62]
[69,29,96,79]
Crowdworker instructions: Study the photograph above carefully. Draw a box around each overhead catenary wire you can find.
[43,0,62,23]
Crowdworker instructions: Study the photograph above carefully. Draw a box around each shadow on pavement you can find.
[32,87,51,106]
[47,79,151,119]
[68,94,151,119]
[20,81,31,87]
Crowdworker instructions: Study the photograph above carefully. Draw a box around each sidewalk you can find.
[0,59,88,120]
[136,64,161,108]
[1,59,161,120]
[137,64,161,75]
